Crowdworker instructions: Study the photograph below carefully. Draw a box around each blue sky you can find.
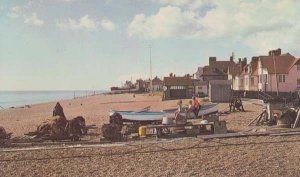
[1,0,300,90]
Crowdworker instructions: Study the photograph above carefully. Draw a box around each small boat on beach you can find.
[110,103,218,122]
[111,111,165,122]
[163,103,219,117]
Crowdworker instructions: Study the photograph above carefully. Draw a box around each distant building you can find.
[257,49,300,92]
[152,76,163,91]
[193,79,208,96]
[200,56,245,82]
[195,67,203,80]
[163,76,194,100]
[231,48,300,93]
[136,79,146,92]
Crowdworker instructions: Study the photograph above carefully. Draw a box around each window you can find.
[198,86,202,90]
[260,74,268,83]
[297,65,300,70]
[277,74,285,83]
[297,79,300,88]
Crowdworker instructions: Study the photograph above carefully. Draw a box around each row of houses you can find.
[198,48,300,93]
[162,48,300,101]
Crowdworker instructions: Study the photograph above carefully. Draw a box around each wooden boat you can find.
[110,103,218,122]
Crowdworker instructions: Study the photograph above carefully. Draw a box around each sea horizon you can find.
[0,90,108,109]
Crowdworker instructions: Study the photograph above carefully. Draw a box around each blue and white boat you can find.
[110,103,218,122]
[111,111,165,121]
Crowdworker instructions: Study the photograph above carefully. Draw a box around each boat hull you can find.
[110,103,218,122]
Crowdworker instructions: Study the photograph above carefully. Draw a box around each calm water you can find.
[0,90,106,109]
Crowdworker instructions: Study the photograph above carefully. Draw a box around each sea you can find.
[0,90,106,109]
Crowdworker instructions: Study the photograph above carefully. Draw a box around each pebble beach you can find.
[1,93,300,177]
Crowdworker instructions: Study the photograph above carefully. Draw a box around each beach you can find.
[0,93,261,137]
[2,93,300,177]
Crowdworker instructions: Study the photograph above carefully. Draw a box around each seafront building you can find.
[117,48,300,99]
[197,48,300,97]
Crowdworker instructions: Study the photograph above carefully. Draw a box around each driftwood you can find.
[26,116,87,141]
[248,110,267,126]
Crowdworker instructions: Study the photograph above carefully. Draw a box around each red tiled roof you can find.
[164,77,193,86]
[259,53,297,74]
[210,61,235,72]
[152,77,163,85]
[228,63,242,76]
[202,66,226,76]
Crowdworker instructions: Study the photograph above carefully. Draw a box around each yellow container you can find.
[139,126,146,137]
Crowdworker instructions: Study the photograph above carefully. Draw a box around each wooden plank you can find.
[292,109,300,128]
[270,132,300,136]
[144,122,214,129]
[198,132,270,140]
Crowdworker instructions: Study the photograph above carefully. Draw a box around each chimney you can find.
[230,52,234,62]
[209,57,217,65]
[242,57,247,69]
[274,48,281,56]
[268,48,282,56]
[251,57,259,63]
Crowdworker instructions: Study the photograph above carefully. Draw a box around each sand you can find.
[0,93,177,137]
[2,93,299,177]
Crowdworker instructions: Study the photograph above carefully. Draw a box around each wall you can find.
[203,75,227,81]
[232,75,239,90]
[153,85,162,91]
[249,76,259,91]
[209,83,232,102]
[195,84,208,95]
[261,65,300,93]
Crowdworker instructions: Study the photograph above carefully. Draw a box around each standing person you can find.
[177,100,183,112]
[192,96,201,117]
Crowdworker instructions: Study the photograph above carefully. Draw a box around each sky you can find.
[1,0,300,91]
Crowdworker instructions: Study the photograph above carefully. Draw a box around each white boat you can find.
[110,103,218,122]
[163,103,219,117]
[111,111,165,122]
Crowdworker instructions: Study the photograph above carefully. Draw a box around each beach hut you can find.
[209,80,232,102]
[163,77,194,100]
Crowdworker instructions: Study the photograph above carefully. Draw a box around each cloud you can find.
[129,1,300,53]
[56,15,98,31]
[128,6,202,39]
[7,5,21,18]
[154,0,213,10]
[24,13,44,27]
[56,15,116,31]
[101,18,116,31]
